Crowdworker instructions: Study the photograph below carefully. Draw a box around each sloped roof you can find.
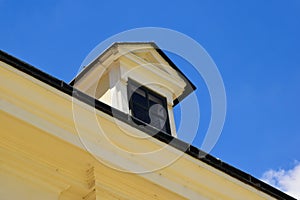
[69,42,196,106]
[0,50,296,200]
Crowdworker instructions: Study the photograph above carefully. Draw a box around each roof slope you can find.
[0,50,296,200]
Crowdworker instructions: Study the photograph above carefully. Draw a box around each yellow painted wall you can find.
[0,60,278,200]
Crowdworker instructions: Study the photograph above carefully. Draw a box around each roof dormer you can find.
[71,42,196,137]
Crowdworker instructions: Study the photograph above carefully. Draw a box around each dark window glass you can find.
[132,91,147,108]
[128,79,171,134]
[132,104,150,124]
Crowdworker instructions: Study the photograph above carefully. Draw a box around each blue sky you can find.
[1,0,300,191]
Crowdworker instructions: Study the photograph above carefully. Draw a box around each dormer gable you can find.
[71,42,196,137]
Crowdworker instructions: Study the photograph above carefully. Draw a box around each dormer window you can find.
[71,42,196,137]
[127,79,171,135]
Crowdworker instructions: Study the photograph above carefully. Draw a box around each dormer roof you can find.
[70,42,196,106]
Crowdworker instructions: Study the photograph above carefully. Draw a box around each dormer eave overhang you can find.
[69,42,196,106]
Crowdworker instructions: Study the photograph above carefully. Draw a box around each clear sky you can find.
[1,0,300,197]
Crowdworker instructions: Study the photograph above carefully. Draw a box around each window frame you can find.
[127,79,171,135]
